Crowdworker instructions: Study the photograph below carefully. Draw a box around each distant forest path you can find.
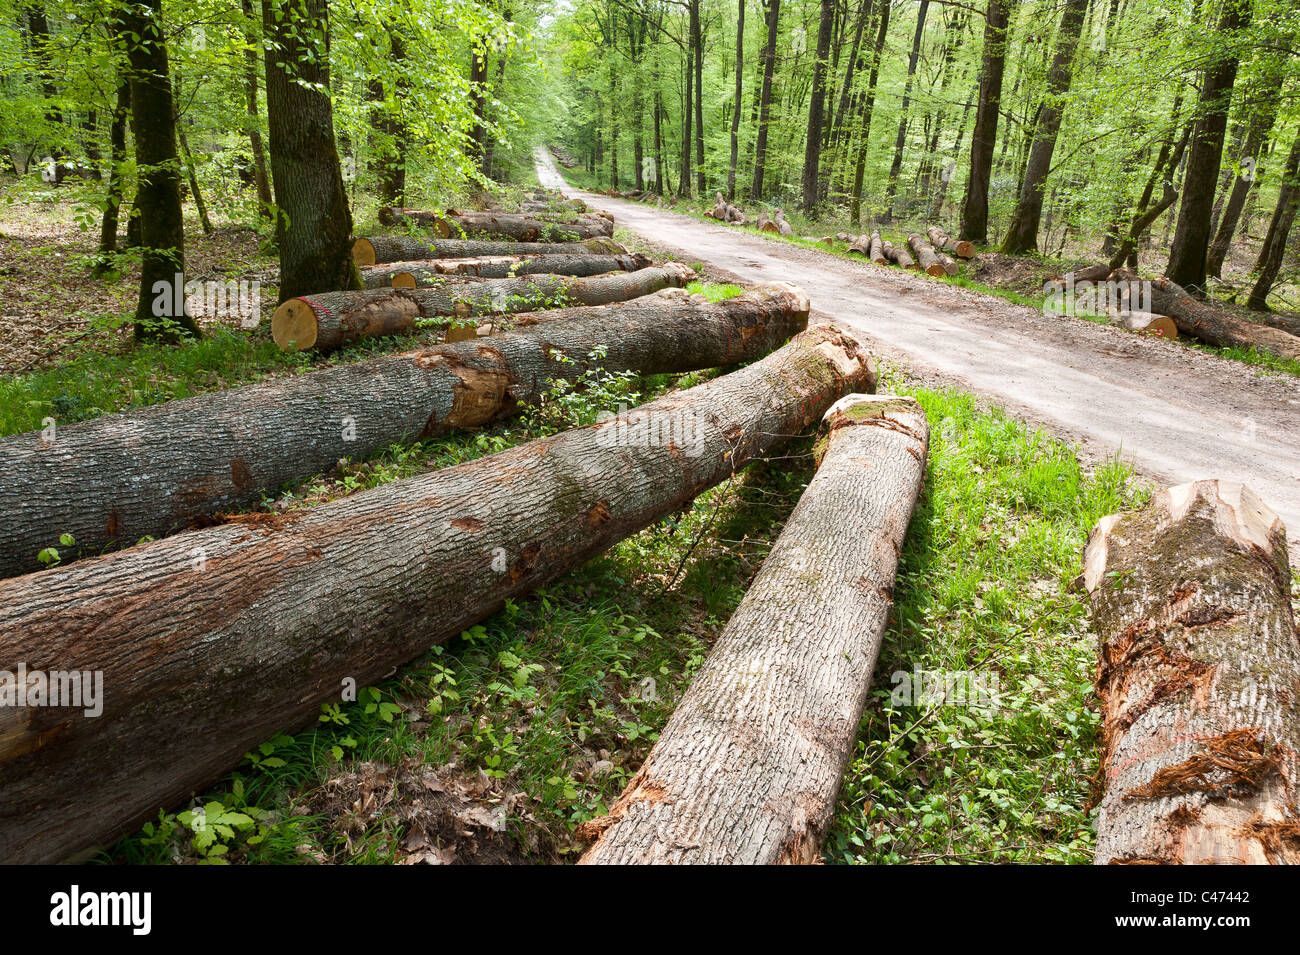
[536,148,1300,554]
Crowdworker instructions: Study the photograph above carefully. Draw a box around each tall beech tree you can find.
[262,0,359,301]
[1166,0,1252,291]
[751,0,780,199]
[959,0,1011,243]
[118,0,201,341]
[1246,131,1300,311]
[881,0,929,221]
[800,0,835,211]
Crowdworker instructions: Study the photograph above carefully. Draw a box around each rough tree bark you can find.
[751,0,781,199]
[241,0,274,217]
[848,0,891,226]
[801,0,836,212]
[262,0,359,301]
[579,394,925,865]
[1246,132,1300,312]
[1084,480,1300,865]
[361,252,651,288]
[908,233,953,276]
[118,0,201,341]
[1166,0,1252,292]
[378,207,614,241]
[727,0,745,201]
[0,324,873,864]
[882,0,929,221]
[0,284,811,579]
[352,235,625,266]
[927,225,974,259]
[94,59,130,264]
[272,262,696,351]
[961,0,1008,242]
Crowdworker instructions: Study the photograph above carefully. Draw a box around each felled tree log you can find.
[361,252,651,289]
[757,214,776,233]
[1084,480,1300,865]
[0,284,811,579]
[580,394,926,865]
[0,324,874,864]
[708,192,729,221]
[884,241,917,270]
[926,225,974,259]
[272,263,696,352]
[868,231,887,265]
[378,206,614,241]
[773,209,793,236]
[1117,313,1178,340]
[1111,269,1300,361]
[935,251,958,276]
[836,231,856,243]
[846,234,871,256]
[907,233,949,277]
[352,235,625,267]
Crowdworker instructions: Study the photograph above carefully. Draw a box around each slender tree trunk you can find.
[1208,100,1281,278]
[95,62,130,265]
[881,0,929,222]
[241,0,274,217]
[1246,132,1300,311]
[691,0,704,195]
[173,74,213,237]
[680,37,693,197]
[999,0,1089,254]
[752,0,780,199]
[369,31,409,205]
[118,0,201,341]
[801,0,835,211]
[262,0,359,301]
[848,0,890,226]
[468,41,489,164]
[961,0,1008,242]
[727,0,746,200]
[1166,0,1252,292]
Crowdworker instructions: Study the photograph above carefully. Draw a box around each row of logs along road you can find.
[0,192,1296,864]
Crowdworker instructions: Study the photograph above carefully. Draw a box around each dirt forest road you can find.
[536,148,1300,557]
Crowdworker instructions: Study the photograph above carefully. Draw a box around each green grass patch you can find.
[684,279,745,302]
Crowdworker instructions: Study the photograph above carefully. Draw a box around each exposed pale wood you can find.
[580,394,927,865]
[1084,480,1300,865]
[868,231,887,265]
[907,233,948,277]
[0,324,875,864]
[846,234,871,256]
[272,263,696,352]
[926,225,974,259]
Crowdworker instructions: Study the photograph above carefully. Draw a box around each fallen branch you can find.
[352,235,626,267]
[361,252,650,288]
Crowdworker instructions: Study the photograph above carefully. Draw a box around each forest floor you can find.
[536,148,1300,562]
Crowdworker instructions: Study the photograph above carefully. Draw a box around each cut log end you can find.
[271,298,319,351]
[352,238,376,267]
[391,272,417,289]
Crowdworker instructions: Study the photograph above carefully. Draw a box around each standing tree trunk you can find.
[801,0,836,212]
[468,40,489,165]
[1246,132,1300,311]
[727,0,745,200]
[1084,481,1300,865]
[1206,105,1276,278]
[691,0,705,195]
[173,74,213,236]
[95,61,131,265]
[680,35,693,197]
[751,0,781,199]
[262,0,359,301]
[999,0,1088,254]
[118,0,201,341]
[241,0,274,217]
[881,0,929,221]
[579,395,926,865]
[0,325,872,865]
[961,0,1008,242]
[848,0,890,226]
[369,31,409,205]
[1165,0,1252,292]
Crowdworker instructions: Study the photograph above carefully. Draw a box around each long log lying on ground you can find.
[273,262,696,352]
[580,393,926,864]
[907,233,950,277]
[868,231,887,265]
[0,284,810,579]
[352,235,625,267]
[378,206,614,240]
[1083,480,1300,865]
[926,225,974,259]
[0,324,874,863]
[1111,269,1300,361]
[884,241,917,270]
[361,252,651,288]
[846,234,871,256]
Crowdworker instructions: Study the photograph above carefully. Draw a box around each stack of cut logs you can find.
[840,225,973,277]
[2,184,1295,868]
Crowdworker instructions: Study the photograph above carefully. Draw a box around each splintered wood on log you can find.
[360,252,651,288]
[0,284,811,578]
[1084,480,1300,864]
[0,324,875,864]
[272,263,696,352]
[907,233,948,277]
[1110,269,1300,361]
[579,394,927,865]
[378,206,613,241]
[352,235,626,267]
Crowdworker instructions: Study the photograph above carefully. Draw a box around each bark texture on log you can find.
[1111,270,1300,361]
[360,252,650,288]
[1085,480,1300,865]
[846,234,870,256]
[868,231,886,265]
[273,263,696,352]
[927,225,974,259]
[885,241,917,270]
[907,233,948,277]
[377,206,614,240]
[0,324,874,864]
[0,285,810,579]
[352,235,626,267]
[579,394,926,865]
